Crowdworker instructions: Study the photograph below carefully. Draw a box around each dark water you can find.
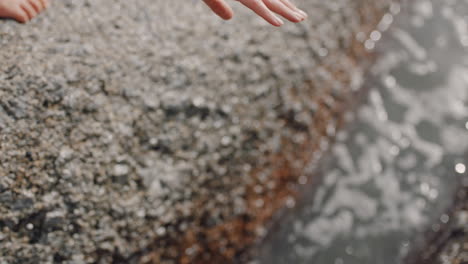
[259,0,468,263]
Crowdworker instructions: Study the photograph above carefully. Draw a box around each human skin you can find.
[0,0,49,23]
[0,0,306,26]
[203,0,308,27]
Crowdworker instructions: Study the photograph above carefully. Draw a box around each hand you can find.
[203,0,308,27]
[0,0,49,23]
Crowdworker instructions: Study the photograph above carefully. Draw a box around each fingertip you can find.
[220,10,234,20]
[298,10,308,18]
[203,0,234,21]
[292,13,303,23]
[272,20,284,27]
[15,11,29,23]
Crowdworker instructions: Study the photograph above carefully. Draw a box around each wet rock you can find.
[406,186,468,264]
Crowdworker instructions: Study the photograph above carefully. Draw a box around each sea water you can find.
[259,0,468,263]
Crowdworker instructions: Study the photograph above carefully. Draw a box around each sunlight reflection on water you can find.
[259,0,468,263]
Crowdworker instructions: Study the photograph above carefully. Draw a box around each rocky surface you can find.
[436,186,468,264]
[0,0,393,263]
[406,182,468,264]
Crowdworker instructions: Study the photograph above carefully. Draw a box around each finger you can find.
[11,7,29,23]
[203,0,234,20]
[20,2,37,20]
[263,0,304,22]
[42,0,50,8]
[279,0,308,18]
[28,0,42,13]
[37,0,48,10]
[238,0,284,27]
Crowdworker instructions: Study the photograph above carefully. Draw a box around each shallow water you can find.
[259,0,468,263]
